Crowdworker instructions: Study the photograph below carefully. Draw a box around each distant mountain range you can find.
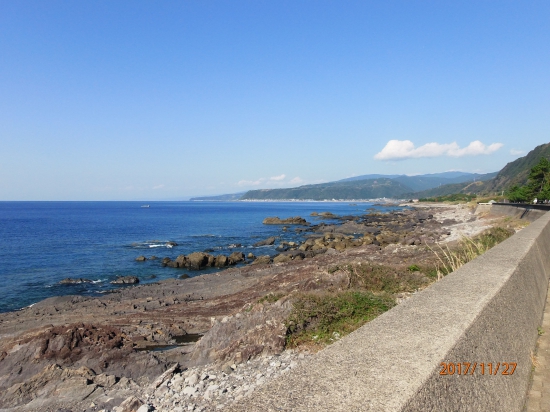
[413,142,550,198]
[190,192,247,201]
[190,142,550,201]
[239,172,496,200]
[190,172,496,201]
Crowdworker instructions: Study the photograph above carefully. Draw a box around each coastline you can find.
[0,203,512,411]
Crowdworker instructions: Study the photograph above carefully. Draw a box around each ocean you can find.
[0,201,400,313]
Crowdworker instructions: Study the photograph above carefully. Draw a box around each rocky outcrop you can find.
[252,255,271,265]
[228,251,245,264]
[191,298,292,366]
[135,255,147,261]
[186,252,211,270]
[262,216,309,225]
[162,251,246,270]
[111,276,140,284]
[215,255,229,267]
[0,323,166,409]
[59,278,93,284]
[273,254,292,264]
[253,236,276,247]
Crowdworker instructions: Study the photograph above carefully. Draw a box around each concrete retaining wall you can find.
[475,202,550,222]
[229,211,550,411]
[489,203,550,222]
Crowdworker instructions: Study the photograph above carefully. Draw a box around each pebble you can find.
[149,350,311,411]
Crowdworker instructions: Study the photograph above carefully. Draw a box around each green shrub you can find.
[285,291,395,346]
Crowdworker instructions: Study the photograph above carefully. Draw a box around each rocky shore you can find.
[0,204,506,412]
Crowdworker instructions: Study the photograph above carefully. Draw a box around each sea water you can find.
[0,201,401,312]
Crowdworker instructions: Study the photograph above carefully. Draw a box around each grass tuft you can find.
[429,227,514,276]
[257,293,285,304]
[285,291,395,347]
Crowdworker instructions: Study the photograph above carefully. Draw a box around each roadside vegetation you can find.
[419,193,478,203]
[429,227,515,276]
[284,226,518,349]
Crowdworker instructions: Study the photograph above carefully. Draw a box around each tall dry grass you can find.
[429,227,514,277]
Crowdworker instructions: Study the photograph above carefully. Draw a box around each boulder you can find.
[253,236,276,247]
[252,255,271,265]
[117,395,144,412]
[273,254,292,264]
[59,278,93,285]
[165,241,178,247]
[262,216,309,225]
[111,276,139,284]
[175,255,187,268]
[276,243,289,252]
[191,298,292,366]
[135,256,147,262]
[287,251,306,260]
[312,248,327,256]
[228,251,245,264]
[207,254,215,267]
[362,235,374,245]
[215,255,229,267]
[186,252,210,270]
[334,242,347,251]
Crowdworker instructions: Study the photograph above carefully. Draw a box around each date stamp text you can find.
[439,362,516,376]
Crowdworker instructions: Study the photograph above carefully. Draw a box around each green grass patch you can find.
[257,293,285,304]
[285,291,395,347]
[346,263,432,294]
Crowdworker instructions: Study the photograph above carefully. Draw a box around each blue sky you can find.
[1,1,549,200]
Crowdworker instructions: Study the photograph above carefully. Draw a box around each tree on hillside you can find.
[506,185,530,202]
[527,157,550,199]
[506,157,550,202]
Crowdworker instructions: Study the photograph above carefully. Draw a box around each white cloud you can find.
[290,177,303,184]
[510,149,525,156]
[270,174,286,181]
[153,184,165,190]
[374,140,503,160]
